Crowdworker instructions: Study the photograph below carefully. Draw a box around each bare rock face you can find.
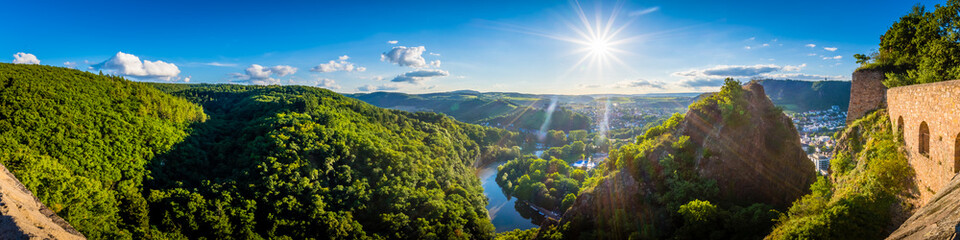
[887,174,960,240]
[555,170,659,239]
[682,82,817,208]
[0,164,84,240]
[549,81,816,239]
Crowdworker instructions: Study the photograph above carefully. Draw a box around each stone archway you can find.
[898,116,904,141]
[955,133,959,173]
[919,121,930,156]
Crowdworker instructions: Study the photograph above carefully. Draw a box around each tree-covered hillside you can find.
[0,63,207,239]
[348,91,592,131]
[756,79,851,112]
[0,63,520,239]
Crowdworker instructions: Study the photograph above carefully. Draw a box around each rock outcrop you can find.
[887,174,960,240]
[0,163,84,240]
[551,81,816,238]
[684,81,816,207]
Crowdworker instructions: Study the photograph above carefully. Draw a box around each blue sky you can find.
[3,0,946,94]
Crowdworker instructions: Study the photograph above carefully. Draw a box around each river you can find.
[477,161,543,232]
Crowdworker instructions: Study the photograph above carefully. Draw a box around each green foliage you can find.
[859,0,960,87]
[687,78,750,128]
[495,228,539,240]
[716,78,750,126]
[0,63,206,239]
[679,199,719,223]
[768,110,913,239]
[496,157,584,211]
[639,113,684,141]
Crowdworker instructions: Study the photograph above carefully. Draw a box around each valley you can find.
[5,1,960,239]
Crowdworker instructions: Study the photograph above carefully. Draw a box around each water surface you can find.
[478,162,540,232]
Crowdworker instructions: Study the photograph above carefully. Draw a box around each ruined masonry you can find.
[847,68,960,205]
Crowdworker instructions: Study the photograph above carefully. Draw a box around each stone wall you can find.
[886,79,960,205]
[847,69,887,124]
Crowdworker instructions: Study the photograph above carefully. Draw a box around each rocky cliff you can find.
[547,80,815,238]
[887,174,960,240]
[0,163,84,240]
[684,81,816,207]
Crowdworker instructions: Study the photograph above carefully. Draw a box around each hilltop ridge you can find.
[540,79,815,239]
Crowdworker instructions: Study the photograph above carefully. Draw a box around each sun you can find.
[562,0,635,75]
[588,38,611,55]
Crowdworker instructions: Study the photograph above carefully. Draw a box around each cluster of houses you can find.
[791,106,847,175]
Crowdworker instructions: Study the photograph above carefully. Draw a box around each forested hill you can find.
[0,63,518,239]
[347,91,592,131]
[756,79,851,112]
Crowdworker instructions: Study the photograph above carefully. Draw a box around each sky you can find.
[2,0,947,94]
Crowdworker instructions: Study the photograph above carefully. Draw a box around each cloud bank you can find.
[357,83,401,92]
[673,64,839,88]
[390,69,449,84]
[615,79,665,89]
[311,55,366,73]
[381,46,428,68]
[231,64,297,85]
[12,52,40,65]
[93,52,180,80]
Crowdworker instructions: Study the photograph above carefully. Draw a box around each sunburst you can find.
[563,0,635,76]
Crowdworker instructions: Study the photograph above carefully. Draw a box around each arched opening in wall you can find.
[898,116,904,141]
[955,133,959,173]
[919,121,930,156]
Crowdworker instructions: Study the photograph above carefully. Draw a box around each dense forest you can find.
[0,63,527,239]
[756,80,850,112]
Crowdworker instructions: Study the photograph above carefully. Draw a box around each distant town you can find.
[789,105,847,175]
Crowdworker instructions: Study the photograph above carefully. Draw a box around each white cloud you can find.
[381,46,428,68]
[823,55,843,60]
[391,69,449,84]
[615,79,665,89]
[93,52,180,80]
[782,63,806,71]
[577,83,601,88]
[271,65,297,76]
[316,77,341,90]
[231,64,298,85]
[311,55,366,73]
[805,44,816,48]
[761,43,770,47]
[628,6,659,16]
[12,52,40,65]
[429,52,441,56]
[744,46,752,50]
[762,73,844,80]
[206,62,237,67]
[430,60,441,67]
[746,37,756,41]
[674,63,830,88]
[673,64,783,78]
[387,40,398,44]
[824,47,838,52]
[63,61,78,69]
[807,53,818,56]
[357,83,401,92]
